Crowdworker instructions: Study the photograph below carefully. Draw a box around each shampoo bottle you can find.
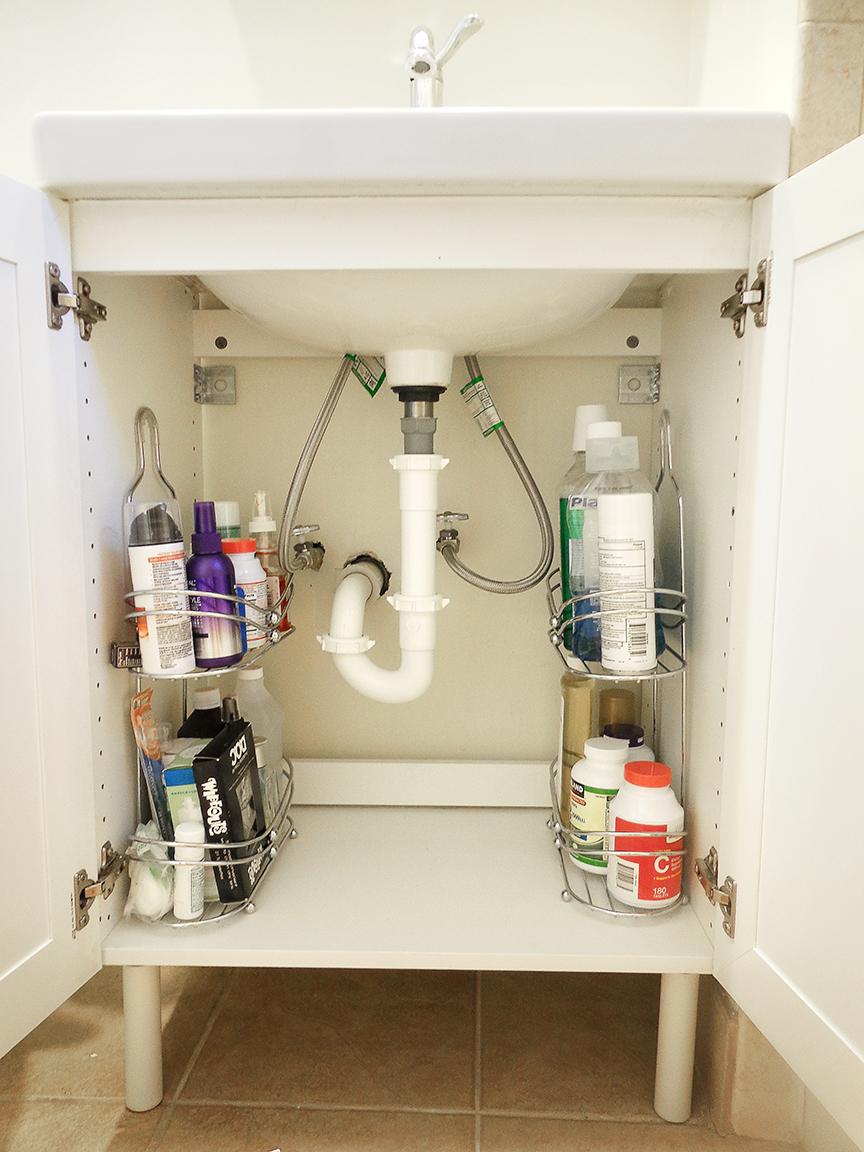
[186,501,243,669]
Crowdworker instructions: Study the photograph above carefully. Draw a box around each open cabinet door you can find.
[0,173,100,1058]
[716,135,864,1147]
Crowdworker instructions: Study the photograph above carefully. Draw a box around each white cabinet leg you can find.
[122,965,163,1112]
[654,971,699,1123]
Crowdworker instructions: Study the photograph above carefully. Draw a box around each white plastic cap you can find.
[213,501,240,530]
[572,405,608,452]
[192,687,221,710]
[177,796,202,824]
[583,736,631,761]
[586,420,621,441]
[585,435,640,474]
[249,489,278,534]
[237,667,264,681]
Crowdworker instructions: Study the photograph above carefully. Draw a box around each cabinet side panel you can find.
[75,275,200,937]
[656,272,744,938]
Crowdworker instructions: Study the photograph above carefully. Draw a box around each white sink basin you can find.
[34,107,789,200]
[34,107,790,381]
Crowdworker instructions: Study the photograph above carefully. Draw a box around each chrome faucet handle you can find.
[435,14,483,70]
[406,14,483,107]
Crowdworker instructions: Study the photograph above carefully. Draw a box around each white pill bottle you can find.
[607,761,684,908]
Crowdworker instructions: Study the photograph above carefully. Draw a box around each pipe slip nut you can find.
[386,593,450,613]
[317,633,376,654]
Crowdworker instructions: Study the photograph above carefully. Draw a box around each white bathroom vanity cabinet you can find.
[2,120,863,1147]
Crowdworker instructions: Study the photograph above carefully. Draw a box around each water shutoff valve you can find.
[291,524,325,571]
[437,511,469,554]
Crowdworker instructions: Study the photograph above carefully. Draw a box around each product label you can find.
[129,543,194,671]
[610,817,683,902]
[569,778,616,868]
[238,577,269,647]
[460,375,503,436]
[597,489,655,671]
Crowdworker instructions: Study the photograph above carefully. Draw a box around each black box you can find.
[192,720,269,903]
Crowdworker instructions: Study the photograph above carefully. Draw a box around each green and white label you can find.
[460,374,503,436]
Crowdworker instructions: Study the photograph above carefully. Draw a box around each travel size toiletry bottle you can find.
[213,500,241,539]
[173,820,206,921]
[248,489,291,633]
[558,405,607,649]
[186,501,243,669]
[222,539,269,649]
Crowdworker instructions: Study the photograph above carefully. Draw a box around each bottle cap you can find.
[603,723,645,748]
[623,761,672,788]
[583,736,630,762]
[128,502,182,546]
[249,490,278,535]
[586,420,621,440]
[237,667,264,681]
[191,501,224,554]
[585,435,640,473]
[177,797,202,824]
[598,688,636,729]
[192,687,221,711]
[222,538,257,554]
[571,405,608,452]
[213,501,241,538]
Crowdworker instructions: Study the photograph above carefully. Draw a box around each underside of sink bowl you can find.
[200,268,634,378]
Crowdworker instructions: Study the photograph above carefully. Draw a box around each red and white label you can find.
[612,817,683,902]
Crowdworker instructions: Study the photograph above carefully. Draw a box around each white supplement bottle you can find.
[568,736,630,872]
[222,538,269,649]
[173,821,205,921]
[607,761,684,908]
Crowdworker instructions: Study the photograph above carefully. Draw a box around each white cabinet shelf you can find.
[103,805,712,973]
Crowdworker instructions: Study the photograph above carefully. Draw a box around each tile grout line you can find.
[474,970,482,1152]
[144,967,240,1152]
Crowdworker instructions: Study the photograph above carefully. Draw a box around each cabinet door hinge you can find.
[720,256,770,338]
[194,363,236,405]
[72,841,125,934]
[694,846,737,939]
[46,263,107,341]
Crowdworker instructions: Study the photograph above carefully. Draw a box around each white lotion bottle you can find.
[173,821,205,921]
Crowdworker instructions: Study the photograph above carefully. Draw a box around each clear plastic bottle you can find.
[233,667,285,825]
[584,435,658,674]
[568,735,630,872]
[607,761,684,908]
[560,419,622,662]
[248,490,291,633]
[558,405,607,649]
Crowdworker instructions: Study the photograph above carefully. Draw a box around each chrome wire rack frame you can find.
[547,760,687,918]
[125,762,296,927]
[546,573,687,680]
[120,584,295,679]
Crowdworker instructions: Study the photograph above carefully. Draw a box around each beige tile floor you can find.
[0,967,801,1152]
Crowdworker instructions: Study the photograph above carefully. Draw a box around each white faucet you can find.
[405,14,484,107]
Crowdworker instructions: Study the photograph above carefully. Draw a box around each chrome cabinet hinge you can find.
[194,363,236,405]
[694,846,737,939]
[72,841,125,934]
[720,257,769,338]
[46,263,107,341]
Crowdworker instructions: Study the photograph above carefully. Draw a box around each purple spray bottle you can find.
[186,500,243,669]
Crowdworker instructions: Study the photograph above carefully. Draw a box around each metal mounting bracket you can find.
[194,363,236,405]
[695,846,737,939]
[73,841,125,934]
[46,263,107,341]
[618,363,660,404]
[720,257,770,338]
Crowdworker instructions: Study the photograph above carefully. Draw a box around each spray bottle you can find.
[186,501,242,669]
[248,490,291,632]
